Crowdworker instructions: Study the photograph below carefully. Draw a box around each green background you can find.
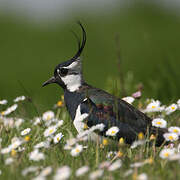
[0,3,180,113]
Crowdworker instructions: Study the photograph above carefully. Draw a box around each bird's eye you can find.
[59,68,68,76]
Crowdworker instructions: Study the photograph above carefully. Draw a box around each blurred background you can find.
[0,0,180,114]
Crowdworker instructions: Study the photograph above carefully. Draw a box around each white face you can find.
[61,74,82,92]
[57,59,82,92]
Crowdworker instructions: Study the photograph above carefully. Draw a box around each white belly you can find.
[73,104,102,142]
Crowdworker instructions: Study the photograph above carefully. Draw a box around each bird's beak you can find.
[42,76,56,87]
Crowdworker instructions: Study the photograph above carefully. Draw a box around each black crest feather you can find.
[72,21,86,60]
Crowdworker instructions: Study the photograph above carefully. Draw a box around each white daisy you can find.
[99,161,111,169]
[33,117,41,125]
[123,169,133,177]
[34,141,50,149]
[55,120,64,128]
[21,128,31,136]
[10,138,23,149]
[32,176,45,180]
[77,123,105,139]
[165,104,178,115]
[29,149,45,161]
[168,126,180,135]
[22,166,39,176]
[14,95,26,102]
[106,151,117,159]
[122,96,135,104]
[5,157,14,165]
[177,99,180,109]
[54,166,71,180]
[106,126,119,136]
[152,118,167,128]
[89,169,104,180]
[159,148,175,159]
[108,159,122,171]
[130,162,146,168]
[130,140,145,149]
[168,154,180,161]
[70,144,83,157]
[1,147,12,154]
[76,166,89,177]
[15,118,24,128]
[43,125,57,137]
[0,99,7,105]
[145,99,162,112]
[64,138,77,150]
[177,143,180,153]
[39,166,52,177]
[1,104,18,116]
[42,111,55,121]
[163,133,178,142]
[53,133,64,144]
[3,118,14,128]
[137,173,148,180]
[88,123,105,132]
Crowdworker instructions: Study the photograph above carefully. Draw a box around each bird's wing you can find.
[80,97,147,144]
[87,88,152,129]
[78,87,166,145]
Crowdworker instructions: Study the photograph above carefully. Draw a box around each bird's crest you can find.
[72,21,87,61]
[43,22,87,92]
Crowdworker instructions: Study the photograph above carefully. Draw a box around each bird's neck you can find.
[64,89,85,120]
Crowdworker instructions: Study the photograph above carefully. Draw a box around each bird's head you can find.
[42,22,86,92]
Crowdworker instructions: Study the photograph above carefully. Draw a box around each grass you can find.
[0,93,180,180]
[0,2,180,111]
[0,2,180,179]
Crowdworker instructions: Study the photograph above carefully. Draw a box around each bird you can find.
[42,22,167,146]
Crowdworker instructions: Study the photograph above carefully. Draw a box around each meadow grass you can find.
[0,93,180,180]
[0,3,180,179]
[0,3,180,108]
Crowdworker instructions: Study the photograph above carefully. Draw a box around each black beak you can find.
[42,76,56,87]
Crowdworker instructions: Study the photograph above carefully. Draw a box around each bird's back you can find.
[77,84,167,145]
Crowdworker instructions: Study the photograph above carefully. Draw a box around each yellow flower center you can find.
[151,105,156,108]
[84,124,88,129]
[1,111,5,115]
[164,152,169,157]
[57,101,63,107]
[49,129,54,134]
[24,136,30,141]
[111,130,116,134]
[47,115,51,120]
[57,137,60,141]
[138,132,144,140]
[119,137,124,145]
[75,149,80,153]
[117,151,123,157]
[173,129,178,133]
[171,106,175,110]
[146,158,154,164]
[132,173,137,180]
[169,136,173,140]
[11,149,16,156]
[150,134,156,140]
[61,95,64,101]
[103,139,108,146]
[156,121,162,125]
